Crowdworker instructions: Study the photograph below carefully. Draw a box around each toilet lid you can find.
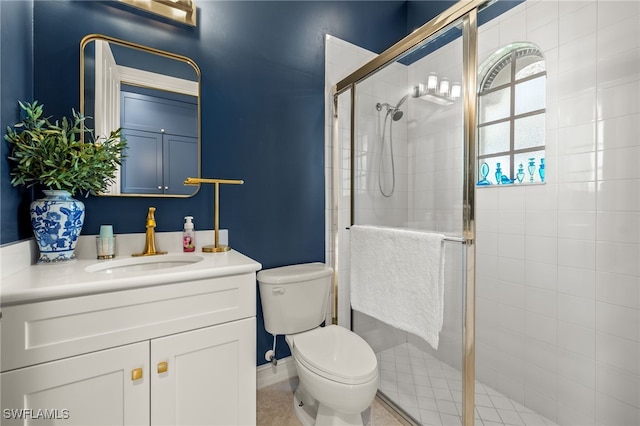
[257,263,332,284]
[292,325,378,385]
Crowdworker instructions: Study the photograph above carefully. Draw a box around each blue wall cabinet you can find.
[164,134,198,196]
[121,129,163,194]
[120,90,198,195]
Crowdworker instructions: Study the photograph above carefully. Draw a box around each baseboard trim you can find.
[256,356,297,389]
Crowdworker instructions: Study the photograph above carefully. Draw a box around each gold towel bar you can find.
[183,177,244,252]
[184,177,244,185]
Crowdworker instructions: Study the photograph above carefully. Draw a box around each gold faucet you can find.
[132,207,167,256]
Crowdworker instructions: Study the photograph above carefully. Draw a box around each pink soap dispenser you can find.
[183,216,196,252]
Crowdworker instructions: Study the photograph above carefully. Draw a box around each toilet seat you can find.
[290,325,378,385]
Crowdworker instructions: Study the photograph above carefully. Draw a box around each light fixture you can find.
[450,83,461,99]
[427,73,438,91]
[438,79,450,96]
[411,73,460,106]
[118,0,197,26]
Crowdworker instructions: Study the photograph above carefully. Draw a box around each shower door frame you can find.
[330,1,484,425]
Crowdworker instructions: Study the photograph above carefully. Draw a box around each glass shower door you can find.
[348,19,468,425]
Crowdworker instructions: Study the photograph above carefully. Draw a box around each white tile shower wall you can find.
[326,1,639,424]
[474,1,640,425]
[351,59,409,229]
[407,36,464,236]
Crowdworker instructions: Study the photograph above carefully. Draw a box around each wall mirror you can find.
[80,34,201,197]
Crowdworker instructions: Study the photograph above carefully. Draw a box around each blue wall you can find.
[2,1,411,245]
[1,0,513,366]
[1,1,34,243]
[1,0,410,365]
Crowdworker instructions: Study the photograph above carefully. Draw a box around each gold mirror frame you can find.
[80,34,201,198]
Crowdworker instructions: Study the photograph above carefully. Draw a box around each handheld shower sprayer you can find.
[395,94,409,109]
[375,93,409,197]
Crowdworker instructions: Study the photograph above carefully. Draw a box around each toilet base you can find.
[293,384,364,426]
[293,384,318,426]
[316,403,363,426]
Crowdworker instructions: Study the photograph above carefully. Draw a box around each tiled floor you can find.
[257,343,558,426]
[377,343,558,426]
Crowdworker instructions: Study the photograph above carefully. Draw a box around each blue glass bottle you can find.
[495,162,503,185]
[516,163,525,183]
[539,158,545,183]
[528,158,536,183]
[477,162,491,185]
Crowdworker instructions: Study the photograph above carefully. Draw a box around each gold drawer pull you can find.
[131,368,143,381]
[157,361,168,374]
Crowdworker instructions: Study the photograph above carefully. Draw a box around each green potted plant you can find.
[5,101,126,263]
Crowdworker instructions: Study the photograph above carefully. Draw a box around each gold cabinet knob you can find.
[131,367,143,381]
[157,361,168,374]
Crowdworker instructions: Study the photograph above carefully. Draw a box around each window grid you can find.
[478,49,546,183]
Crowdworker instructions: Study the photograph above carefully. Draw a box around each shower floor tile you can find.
[377,343,558,426]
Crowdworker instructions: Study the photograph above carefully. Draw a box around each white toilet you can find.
[257,263,379,426]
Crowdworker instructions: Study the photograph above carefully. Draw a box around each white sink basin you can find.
[85,255,204,274]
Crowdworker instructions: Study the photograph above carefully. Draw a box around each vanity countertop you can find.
[0,250,261,307]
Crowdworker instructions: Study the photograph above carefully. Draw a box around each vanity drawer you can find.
[1,273,256,372]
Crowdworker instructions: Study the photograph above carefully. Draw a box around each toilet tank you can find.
[257,263,333,335]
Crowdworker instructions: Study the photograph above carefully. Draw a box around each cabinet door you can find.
[1,342,149,426]
[163,134,198,195]
[120,128,163,194]
[151,317,256,426]
[121,90,197,137]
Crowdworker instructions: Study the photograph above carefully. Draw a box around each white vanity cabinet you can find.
[151,317,255,425]
[0,253,260,426]
[2,341,151,425]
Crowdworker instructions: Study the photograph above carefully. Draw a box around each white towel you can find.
[350,225,445,350]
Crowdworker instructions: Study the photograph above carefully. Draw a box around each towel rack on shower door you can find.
[345,227,470,244]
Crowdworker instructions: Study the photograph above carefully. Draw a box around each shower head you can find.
[389,95,408,121]
[395,94,409,110]
[376,94,408,121]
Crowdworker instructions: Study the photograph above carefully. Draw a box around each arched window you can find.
[477,43,546,185]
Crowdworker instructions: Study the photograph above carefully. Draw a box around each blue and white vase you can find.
[30,190,85,263]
